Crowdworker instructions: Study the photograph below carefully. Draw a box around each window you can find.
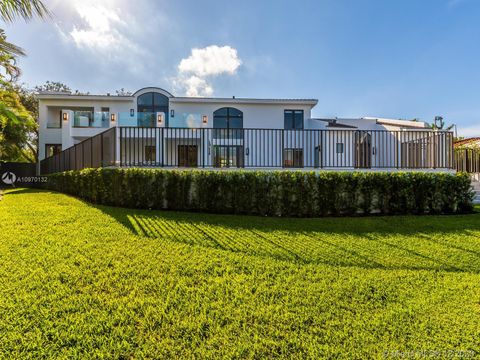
[137,92,169,127]
[47,111,62,128]
[213,145,244,168]
[101,107,110,123]
[178,145,198,167]
[73,110,94,127]
[336,143,344,154]
[213,107,243,139]
[283,148,303,168]
[284,110,304,129]
[45,144,62,158]
[145,145,156,162]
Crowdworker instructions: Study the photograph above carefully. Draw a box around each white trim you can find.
[170,97,318,106]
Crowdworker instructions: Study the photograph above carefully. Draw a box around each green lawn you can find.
[0,188,479,359]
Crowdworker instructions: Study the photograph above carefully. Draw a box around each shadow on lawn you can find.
[94,201,480,274]
[10,188,480,273]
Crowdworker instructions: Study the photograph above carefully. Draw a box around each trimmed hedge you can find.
[42,168,474,217]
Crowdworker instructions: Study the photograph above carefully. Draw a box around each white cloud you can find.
[174,45,242,96]
[53,0,152,73]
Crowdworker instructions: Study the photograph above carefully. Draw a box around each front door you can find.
[178,145,198,167]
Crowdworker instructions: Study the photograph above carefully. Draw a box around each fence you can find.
[40,127,455,174]
[454,148,480,173]
[40,128,116,175]
[118,128,454,169]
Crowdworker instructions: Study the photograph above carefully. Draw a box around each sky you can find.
[4,0,480,136]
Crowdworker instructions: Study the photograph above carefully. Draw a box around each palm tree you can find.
[0,0,51,23]
[0,0,51,161]
[0,0,51,80]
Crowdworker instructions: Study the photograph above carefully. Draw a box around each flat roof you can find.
[37,91,318,106]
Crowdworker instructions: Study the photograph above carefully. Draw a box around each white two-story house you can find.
[38,87,454,174]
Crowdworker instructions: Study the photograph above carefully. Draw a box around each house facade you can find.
[38,87,454,173]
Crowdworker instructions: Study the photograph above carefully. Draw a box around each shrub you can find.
[41,169,474,217]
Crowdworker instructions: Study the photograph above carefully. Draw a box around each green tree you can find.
[0,88,36,162]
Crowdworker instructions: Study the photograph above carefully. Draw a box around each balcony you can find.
[73,111,110,128]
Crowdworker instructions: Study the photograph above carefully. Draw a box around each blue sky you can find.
[5,0,480,136]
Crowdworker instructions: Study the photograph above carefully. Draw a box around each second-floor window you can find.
[284,110,304,130]
[47,111,62,128]
[213,107,243,139]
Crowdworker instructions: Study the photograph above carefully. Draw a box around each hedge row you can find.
[42,168,474,217]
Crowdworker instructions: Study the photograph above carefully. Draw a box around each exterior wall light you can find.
[110,113,116,123]
[170,109,175,118]
[130,109,134,117]
[158,113,164,125]
[62,112,68,121]
[202,115,208,124]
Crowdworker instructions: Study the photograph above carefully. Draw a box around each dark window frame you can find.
[137,92,169,127]
[283,148,304,168]
[213,107,244,139]
[284,109,304,130]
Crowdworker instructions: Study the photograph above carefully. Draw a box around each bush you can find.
[42,169,474,217]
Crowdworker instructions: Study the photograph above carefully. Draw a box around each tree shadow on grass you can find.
[93,202,480,274]
[8,188,480,273]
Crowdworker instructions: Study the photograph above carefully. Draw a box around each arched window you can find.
[213,107,243,139]
[137,92,169,126]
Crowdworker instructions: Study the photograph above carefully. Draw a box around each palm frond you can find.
[0,0,52,23]
[0,32,25,56]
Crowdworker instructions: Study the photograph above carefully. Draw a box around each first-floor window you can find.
[213,146,244,168]
[45,144,62,158]
[178,145,198,167]
[283,148,303,168]
[145,145,156,162]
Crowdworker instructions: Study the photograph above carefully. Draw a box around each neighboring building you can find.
[38,87,454,173]
[454,137,480,148]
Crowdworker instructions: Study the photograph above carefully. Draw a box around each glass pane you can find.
[213,146,228,167]
[283,149,293,167]
[137,93,153,106]
[170,113,201,128]
[47,112,61,128]
[284,111,293,129]
[74,111,93,127]
[153,93,169,107]
[229,117,243,128]
[213,108,228,117]
[213,117,228,128]
[229,108,243,117]
[294,111,304,129]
